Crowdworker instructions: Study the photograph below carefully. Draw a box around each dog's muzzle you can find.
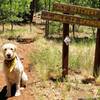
[7,54,11,59]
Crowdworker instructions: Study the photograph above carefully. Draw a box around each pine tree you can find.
[0,0,31,31]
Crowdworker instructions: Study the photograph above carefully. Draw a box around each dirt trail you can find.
[0,42,36,100]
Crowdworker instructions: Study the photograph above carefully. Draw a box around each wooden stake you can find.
[62,22,69,77]
[93,28,100,78]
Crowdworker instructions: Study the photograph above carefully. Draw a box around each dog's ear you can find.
[1,43,6,51]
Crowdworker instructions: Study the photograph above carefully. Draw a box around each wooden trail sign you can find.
[53,3,100,17]
[41,3,100,78]
[42,11,100,28]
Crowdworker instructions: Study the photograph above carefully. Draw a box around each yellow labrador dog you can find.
[2,43,28,97]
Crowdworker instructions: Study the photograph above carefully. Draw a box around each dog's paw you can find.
[15,90,21,96]
[20,87,24,90]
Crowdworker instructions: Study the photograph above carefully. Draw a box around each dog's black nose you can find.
[7,54,11,58]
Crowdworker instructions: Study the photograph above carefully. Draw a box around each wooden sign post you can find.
[93,28,100,78]
[41,3,100,78]
[62,22,69,77]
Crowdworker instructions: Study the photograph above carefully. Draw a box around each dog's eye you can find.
[10,48,13,50]
[4,48,7,51]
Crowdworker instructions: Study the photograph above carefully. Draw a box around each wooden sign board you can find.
[53,3,100,17]
[41,11,100,28]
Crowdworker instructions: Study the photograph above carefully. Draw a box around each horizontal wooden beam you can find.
[41,11,100,28]
[53,3,100,17]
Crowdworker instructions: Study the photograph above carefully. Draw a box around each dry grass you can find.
[69,41,95,75]
[0,24,43,38]
[0,24,98,99]
[30,37,95,79]
[29,36,98,99]
[29,37,62,80]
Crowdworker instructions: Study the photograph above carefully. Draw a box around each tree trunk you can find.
[44,0,51,38]
[45,21,49,37]
[30,0,39,23]
[92,27,95,37]
[48,0,51,11]
[2,23,5,32]
[30,0,35,32]
[30,22,32,32]
[30,0,35,22]
[11,23,13,31]
[72,24,75,38]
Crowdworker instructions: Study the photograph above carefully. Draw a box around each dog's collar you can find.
[4,57,16,72]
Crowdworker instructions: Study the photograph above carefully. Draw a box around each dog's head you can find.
[2,43,17,60]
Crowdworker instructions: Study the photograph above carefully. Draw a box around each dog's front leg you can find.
[6,82,11,97]
[15,84,21,96]
[15,74,21,96]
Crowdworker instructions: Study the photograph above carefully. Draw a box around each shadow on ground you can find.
[0,84,16,100]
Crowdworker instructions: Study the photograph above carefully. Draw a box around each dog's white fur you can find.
[2,43,28,97]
